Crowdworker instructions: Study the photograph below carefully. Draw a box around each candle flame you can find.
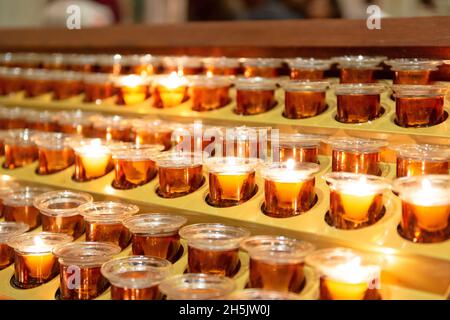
[33,236,45,247]
[286,159,295,170]
[160,72,187,89]
[206,70,213,77]
[120,74,145,88]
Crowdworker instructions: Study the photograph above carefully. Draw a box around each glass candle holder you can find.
[52,71,84,100]
[23,69,54,98]
[286,58,333,80]
[271,133,322,163]
[242,58,282,78]
[329,137,387,176]
[324,172,391,229]
[123,214,187,262]
[281,80,329,119]
[228,289,300,300]
[79,201,139,249]
[2,186,52,230]
[332,55,386,83]
[172,122,223,154]
[155,152,204,198]
[7,232,73,289]
[42,53,66,70]
[180,223,250,277]
[0,177,20,217]
[115,75,151,105]
[119,54,159,76]
[241,236,314,293]
[306,248,382,300]
[67,54,96,73]
[56,110,97,136]
[54,242,120,300]
[33,133,75,175]
[188,75,232,111]
[3,129,38,169]
[261,161,319,217]
[393,175,450,243]
[159,274,236,300]
[202,57,240,76]
[385,59,443,84]
[95,54,122,74]
[83,73,115,104]
[33,190,93,239]
[132,119,174,150]
[0,107,27,130]
[162,56,203,76]
[204,157,259,207]
[392,144,450,178]
[72,139,113,182]
[334,83,386,123]
[111,144,163,190]
[392,84,448,127]
[0,68,23,96]
[26,110,58,132]
[0,222,28,270]
[235,77,277,115]
[101,256,172,300]
[221,126,271,159]
[92,115,134,142]
[152,73,189,108]
[4,52,43,69]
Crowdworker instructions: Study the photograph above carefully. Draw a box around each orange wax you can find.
[24,253,55,279]
[324,278,368,300]
[120,86,148,105]
[410,203,449,231]
[340,192,376,222]
[217,173,250,200]
[81,154,112,179]
[275,181,303,204]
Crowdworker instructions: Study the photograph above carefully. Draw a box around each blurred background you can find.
[0,0,448,28]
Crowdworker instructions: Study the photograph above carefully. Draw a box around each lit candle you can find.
[261,160,319,218]
[152,72,188,108]
[7,232,73,288]
[325,172,390,229]
[72,139,113,182]
[115,74,150,105]
[393,175,450,243]
[306,248,381,300]
[205,157,260,207]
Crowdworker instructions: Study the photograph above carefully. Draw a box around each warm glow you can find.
[119,75,147,88]
[158,72,188,89]
[339,176,377,222]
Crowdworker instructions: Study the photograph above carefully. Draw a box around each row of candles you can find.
[0,59,449,127]
[0,123,448,243]
[0,53,446,83]
[0,195,384,301]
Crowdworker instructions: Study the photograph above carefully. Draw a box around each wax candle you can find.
[33,190,93,239]
[0,177,20,217]
[188,75,232,112]
[180,223,250,277]
[26,110,58,132]
[385,58,443,84]
[7,232,72,288]
[123,214,187,262]
[270,133,323,164]
[132,119,175,150]
[152,73,189,108]
[241,235,315,293]
[79,201,139,249]
[392,84,448,127]
[325,172,391,229]
[162,56,203,76]
[92,115,134,142]
[155,152,204,198]
[393,175,450,243]
[391,144,450,178]
[0,68,23,96]
[101,256,172,300]
[3,129,38,169]
[202,57,240,76]
[115,74,151,105]
[222,126,271,159]
[52,71,84,100]
[332,55,386,83]
[329,137,387,176]
[261,160,319,217]
[33,132,75,175]
[23,69,53,97]
[0,107,26,130]
[205,157,260,207]
[0,222,28,270]
[241,58,282,78]
[54,242,120,300]
[83,73,115,104]
[119,54,160,76]
[286,58,332,81]
[72,139,113,182]
[56,110,98,136]
[159,274,236,300]
[235,78,277,115]
[306,248,382,300]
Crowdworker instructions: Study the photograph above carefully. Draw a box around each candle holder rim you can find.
[270,132,325,146]
[83,72,115,84]
[123,213,187,235]
[240,235,315,263]
[323,172,391,191]
[3,129,38,145]
[204,156,261,173]
[228,289,301,300]
[286,57,333,69]
[114,74,152,86]
[53,241,121,267]
[33,190,93,217]
[389,143,450,161]
[1,186,53,206]
[334,83,387,95]
[281,79,330,92]
[155,151,205,168]
[384,58,443,70]
[111,144,164,160]
[331,55,386,68]
[162,55,203,68]
[187,74,234,87]
[240,57,283,67]
[32,132,75,149]
[0,221,29,243]
[159,273,236,300]
[202,56,241,67]
[327,137,387,152]
[7,232,73,253]
[101,255,173,289]
[391,84,448,96]
[78,201,139,222]
[261,161,320,180]
[0,178,21,194]
[234,76,278,90]
[392,174,450,204]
